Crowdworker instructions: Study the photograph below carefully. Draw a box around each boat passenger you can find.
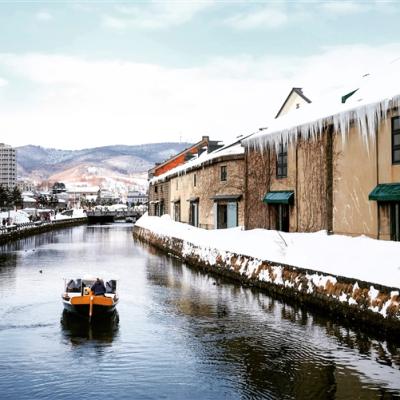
[91,278,106,296]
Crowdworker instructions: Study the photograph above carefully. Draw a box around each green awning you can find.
[263,191,294,205]
[369,183,400,202]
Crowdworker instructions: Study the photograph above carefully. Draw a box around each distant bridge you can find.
[86,210,142,223]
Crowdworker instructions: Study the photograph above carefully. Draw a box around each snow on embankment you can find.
[0,210,30,224]
[134,214,400,331]
[136,214,400,288]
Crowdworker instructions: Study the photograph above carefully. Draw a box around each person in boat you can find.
[91,278,106,296]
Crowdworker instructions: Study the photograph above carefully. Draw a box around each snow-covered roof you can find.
[67,186,99,193]
[243,59,400,151]
[150,139,245,185]
[23,196,36,202]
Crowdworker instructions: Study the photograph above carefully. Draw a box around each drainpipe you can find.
[295,139,299,231]
[326,126,334,233]
[244,148,248,230]
[376,124,380,239]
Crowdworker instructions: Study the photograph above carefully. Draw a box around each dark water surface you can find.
[0,224,399,400]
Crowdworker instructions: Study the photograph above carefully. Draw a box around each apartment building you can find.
[0,143,17,189]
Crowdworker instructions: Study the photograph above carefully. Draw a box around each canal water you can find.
[0,224,399,400]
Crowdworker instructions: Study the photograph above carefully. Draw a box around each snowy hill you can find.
[16,143,191,180]
[16,142,191,194]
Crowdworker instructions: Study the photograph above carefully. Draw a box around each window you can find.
[276,142,288,178]
[215,202,238,229]
[392,117,400,164]
[154,185,158,193]
[193,173,197,187]
[189,200,199,227]
[174,201,181,222]
[217,203,228,229]
[220,166,227,181]
[390,203,400,241]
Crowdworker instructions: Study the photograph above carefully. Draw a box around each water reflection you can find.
[0,225,398,400]
[60,310,119,346]
[145,257,400,399]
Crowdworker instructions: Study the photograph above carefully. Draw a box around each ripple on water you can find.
[0,225,399,400]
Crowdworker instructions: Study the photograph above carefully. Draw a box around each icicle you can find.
[244,93,400,155]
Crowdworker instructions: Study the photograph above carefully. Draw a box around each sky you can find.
[0,0,400,150]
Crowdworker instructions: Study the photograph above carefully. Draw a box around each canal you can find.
[0,224,399,399]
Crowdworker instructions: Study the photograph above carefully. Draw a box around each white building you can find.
[127,190,148,206]
[67,185,100,208]
[99,189,120,204]
[0,143,16,189]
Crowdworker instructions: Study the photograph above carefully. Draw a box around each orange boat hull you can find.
[63,294,118,318]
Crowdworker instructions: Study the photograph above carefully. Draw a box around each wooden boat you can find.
[62,277,119,320]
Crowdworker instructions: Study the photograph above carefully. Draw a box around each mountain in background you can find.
[16,142,191,193]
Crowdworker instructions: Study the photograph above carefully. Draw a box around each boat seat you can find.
[106,281,113,294]
[106,280,116,294]
[66,279,81,293]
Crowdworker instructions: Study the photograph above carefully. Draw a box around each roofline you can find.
[148,136,215,173]
[150,153,244,184]
[275,87,312,119]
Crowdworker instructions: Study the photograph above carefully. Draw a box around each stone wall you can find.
[245,135,332,232]
[169,154,245,229]
[133,225,400,336]
[0,218,88,245]
[148,181,170,216]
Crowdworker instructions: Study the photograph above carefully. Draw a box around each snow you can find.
[107,203,128,211]
[53,208,87,220]
[0,210,30,224]
[150,142,244,185]
[136,213,400,289]
[66,185,100,193]
[243,59,400,151]
[22,196,36,203]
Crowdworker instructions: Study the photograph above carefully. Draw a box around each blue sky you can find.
[0,1,399,149]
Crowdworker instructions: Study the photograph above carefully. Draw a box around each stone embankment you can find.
[0,218,88,245]
[133,225,400,336]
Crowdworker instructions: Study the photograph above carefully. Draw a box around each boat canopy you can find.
[65,278,117,294]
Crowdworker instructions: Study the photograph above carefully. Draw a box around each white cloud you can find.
[35,11,53,21]
[0,77,7,87]
[222,1,397,31]
[102,1,213,30]
[1,44,400,149]
[102,15,128,30]
[319,0,398,15]
[321,1,364,14]
[224,6,289,30]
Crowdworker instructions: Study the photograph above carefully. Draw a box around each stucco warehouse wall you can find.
[133,225,400,337]
[333,125,378,237]
[333,111,400,239]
